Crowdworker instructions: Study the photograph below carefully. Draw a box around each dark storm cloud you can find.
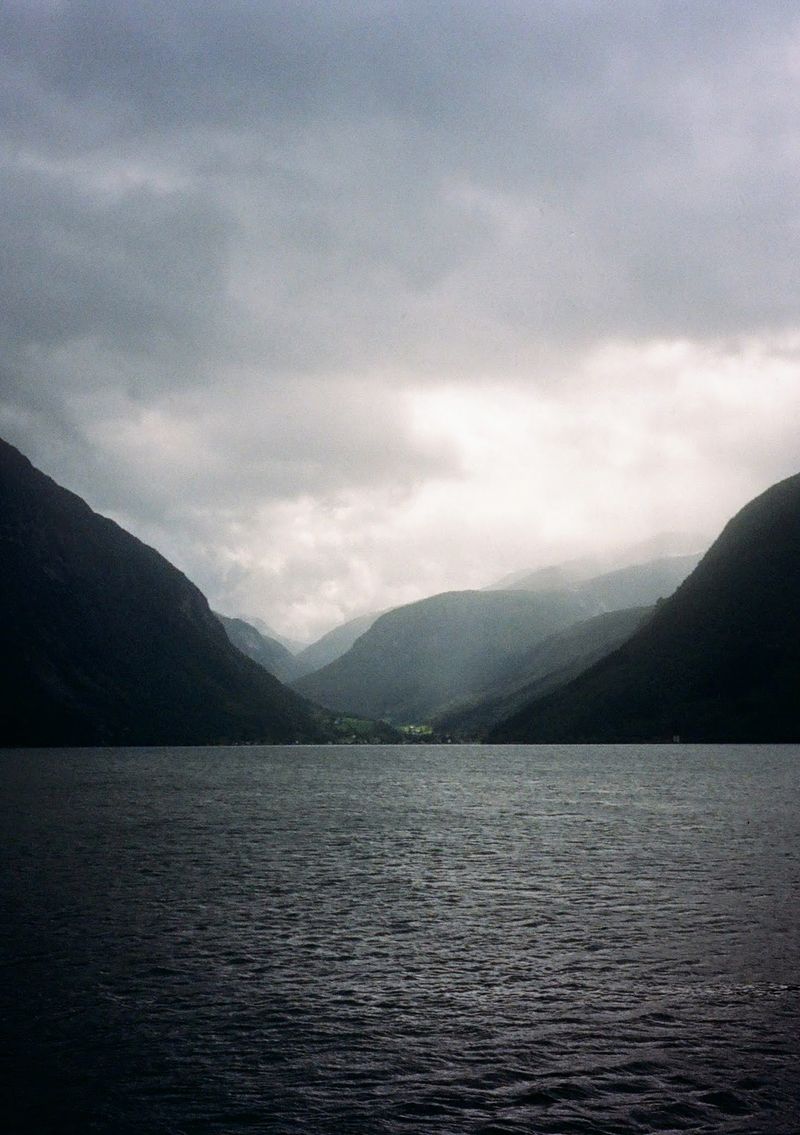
[2,0,798,373]
[0,163,230,356]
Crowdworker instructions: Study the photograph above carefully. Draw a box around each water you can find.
[2,744,798,1134]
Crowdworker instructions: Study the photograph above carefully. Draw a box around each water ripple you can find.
[1,743,799,1134]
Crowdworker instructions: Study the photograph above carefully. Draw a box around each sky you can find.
[2,1,800,641]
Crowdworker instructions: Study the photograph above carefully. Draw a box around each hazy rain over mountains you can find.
[2,1,800,640]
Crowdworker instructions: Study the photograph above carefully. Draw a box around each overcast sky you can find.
[2,1,800,640]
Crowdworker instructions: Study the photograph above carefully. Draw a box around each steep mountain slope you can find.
[292,589,605,723]
[217,614,303,683]
[435,606,651,739]
[293,610,383,677]
[0,438,331,746]
[490,473,800,743]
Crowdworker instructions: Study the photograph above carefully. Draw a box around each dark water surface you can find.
[2,744,799,1134]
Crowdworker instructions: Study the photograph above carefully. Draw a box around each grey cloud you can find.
[1,358,462,533]
[2,0,799,381]
[0,163,230,356]
[2,2,800,635]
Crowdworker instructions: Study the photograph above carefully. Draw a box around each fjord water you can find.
[2,745,798,1134]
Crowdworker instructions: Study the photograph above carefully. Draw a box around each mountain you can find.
[292,589,605,723]
[217,613,303,683]
[489,473,800,743]
[485,558,599,592]
[570,554,701,610]
[616,530,709,564]
[0,438,335,746]
[488,551,700,597]
[293,555,700,725]
[240,615,307,655]
[434,606,651,739]
[484,532,707,592]
[293,610,383,677]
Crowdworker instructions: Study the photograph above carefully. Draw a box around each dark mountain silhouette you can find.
[217,613,303,683]
[293,555,699,725]
[0,438,333,746]
[293,610,383,677]
[490,473,800,743]
[434,606,651,739]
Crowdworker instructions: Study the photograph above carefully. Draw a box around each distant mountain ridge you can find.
[291,551,698,725]
[490,473,800,742]
[293,588,601,723]
[486,532,707,592]
[217,614,304,683]
[485,558,598,592]
[569,554,701,610]
[0,438,332,746]
[239,616,307,655]
[293,610,383,677]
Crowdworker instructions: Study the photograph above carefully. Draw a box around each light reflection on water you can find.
[2,743,799,1133]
